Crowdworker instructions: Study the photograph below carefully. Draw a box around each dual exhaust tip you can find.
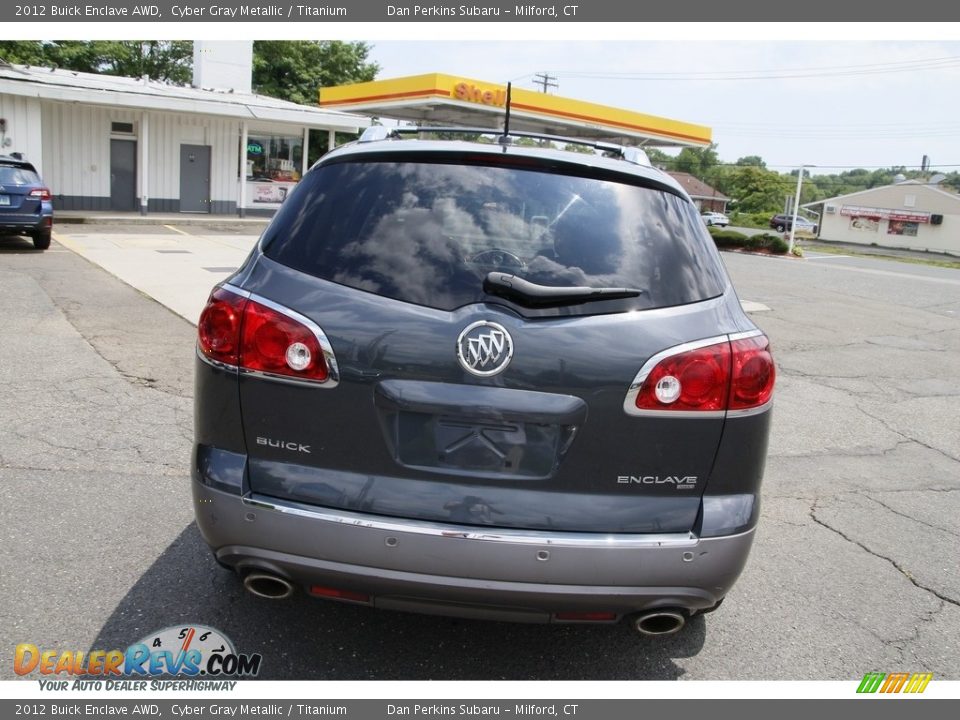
[241,572,689,636]
[242,572,295,600]
[632,609,687,636]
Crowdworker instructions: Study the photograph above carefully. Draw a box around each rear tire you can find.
[775,224,785,232]
[32,230,51,251]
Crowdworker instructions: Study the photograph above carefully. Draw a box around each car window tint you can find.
[263,160,727,315]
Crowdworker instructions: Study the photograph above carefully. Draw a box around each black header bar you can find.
[2,0,958,23]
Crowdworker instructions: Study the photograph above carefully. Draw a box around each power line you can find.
[546,55,960,82]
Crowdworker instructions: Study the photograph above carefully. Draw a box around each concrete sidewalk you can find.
[52,227,259,323]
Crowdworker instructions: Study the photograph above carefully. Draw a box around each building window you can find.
[903,194,916,208]
[888,220,919,237]
[849,216,879,232]
[246,134,302,182]
[244,132,304,205]
[111,121,135,134]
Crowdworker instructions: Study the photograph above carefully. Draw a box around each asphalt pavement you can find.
[0,228,958,681]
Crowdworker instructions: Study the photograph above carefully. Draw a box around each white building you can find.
[0,42,368,216]
[805,180,960,255]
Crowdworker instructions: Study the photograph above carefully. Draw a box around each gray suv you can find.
[193,128,775,635]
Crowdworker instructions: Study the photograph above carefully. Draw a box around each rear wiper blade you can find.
[484,273,643,306]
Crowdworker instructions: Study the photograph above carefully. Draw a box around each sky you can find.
[367,40,960,175]
[11,23,960,175]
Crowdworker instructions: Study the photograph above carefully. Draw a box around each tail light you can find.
[624,332,774,416]
[28,188,52,201]
[197,286,337,386]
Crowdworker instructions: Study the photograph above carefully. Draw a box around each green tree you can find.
[252,41,379,106]
[723,166,787,213]
[0,41,50,65]
[735,155,766,169]
[0,41,192,84]
[672,143,719,177]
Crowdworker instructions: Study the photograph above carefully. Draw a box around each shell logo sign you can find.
[453,82,507,107]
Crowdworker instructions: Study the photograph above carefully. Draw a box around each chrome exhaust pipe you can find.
[633,609,686,636]
[242,572,295,600]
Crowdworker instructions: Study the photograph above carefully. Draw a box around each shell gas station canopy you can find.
[319,73,711,148]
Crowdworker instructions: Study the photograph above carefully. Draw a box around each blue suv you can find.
[0,155,53,250]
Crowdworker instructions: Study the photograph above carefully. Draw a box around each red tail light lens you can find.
[197,287,333,384]
[730,336,775,410]
[198,287,247,365]
[634,341,731,412]
[29,188,52,201]
[240,299,329,382]
[628,333,774,415]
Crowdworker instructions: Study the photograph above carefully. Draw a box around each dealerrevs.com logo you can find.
[857,672,933,694]
[15,625,261,690]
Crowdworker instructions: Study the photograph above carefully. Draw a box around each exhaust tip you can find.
[243,572,295,600]
[633,610,686,636]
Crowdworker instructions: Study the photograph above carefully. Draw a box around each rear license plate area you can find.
[395,412,563,479]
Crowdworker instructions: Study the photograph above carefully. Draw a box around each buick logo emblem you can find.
[457,321,513,377]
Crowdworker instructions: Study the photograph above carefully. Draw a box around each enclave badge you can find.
[457,321,514,377]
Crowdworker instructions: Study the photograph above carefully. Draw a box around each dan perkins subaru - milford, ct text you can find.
[387,5,580,17]
[387,705,580,716]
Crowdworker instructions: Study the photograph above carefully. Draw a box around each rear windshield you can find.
[263,157,727,315]
[0,166,41,185]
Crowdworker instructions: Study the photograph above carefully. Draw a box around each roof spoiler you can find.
[357,125,650,167]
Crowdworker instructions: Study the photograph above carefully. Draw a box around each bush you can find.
[708,228,749,247]
[708,229,790,255]
[728,211,773,229]
[745,233,789,254]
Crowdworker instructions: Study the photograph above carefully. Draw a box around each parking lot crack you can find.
[856,404,960,464]
[863,494,960,539]
[809,500,960,608]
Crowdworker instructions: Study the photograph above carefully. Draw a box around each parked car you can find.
[769,213,817,234]
[701,211,729,227]
[192,128,775,636]
[0,155,53,250]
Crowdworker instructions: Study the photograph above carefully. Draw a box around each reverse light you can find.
[197,286,336,385]
[625,332,774,415]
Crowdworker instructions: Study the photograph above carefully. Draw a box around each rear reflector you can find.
[553,612,618,622]
[625,332,774,415]
[308,585,371,603]
[197,286,335,385]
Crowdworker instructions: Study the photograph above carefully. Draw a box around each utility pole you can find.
[533,72,558,94]
[788,165,815,255]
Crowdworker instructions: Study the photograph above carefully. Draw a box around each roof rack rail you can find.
[357,125,651,167]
